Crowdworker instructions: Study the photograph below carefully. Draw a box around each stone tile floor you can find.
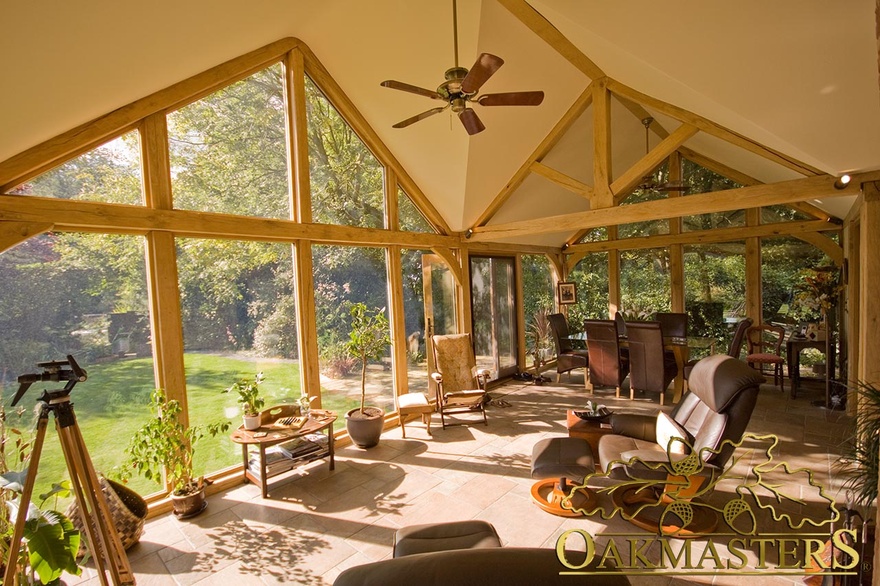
[69,374,863,585]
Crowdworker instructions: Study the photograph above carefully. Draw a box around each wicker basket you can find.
[65,476,147,556]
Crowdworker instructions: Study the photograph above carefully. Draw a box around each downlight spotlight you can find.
[833,174,852,190]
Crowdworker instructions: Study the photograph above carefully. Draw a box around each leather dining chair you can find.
[548,313,589,389]
[626,321,679,405]
[584,319,629,398]
[654,312,688,339]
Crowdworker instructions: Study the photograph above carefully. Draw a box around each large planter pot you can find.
[242,413,261,430]
[345,406,385,448]
[170,486,207,519]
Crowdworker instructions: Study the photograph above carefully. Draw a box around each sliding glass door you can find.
[470,256,518,380]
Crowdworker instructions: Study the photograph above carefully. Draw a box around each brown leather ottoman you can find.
[530,437,596,516]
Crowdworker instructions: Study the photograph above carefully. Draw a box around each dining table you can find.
[565,331,691,403]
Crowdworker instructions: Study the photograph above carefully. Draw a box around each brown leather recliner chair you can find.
[597,354,765,481]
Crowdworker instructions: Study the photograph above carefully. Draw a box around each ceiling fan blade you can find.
[476,91,545,107]
[458,108,485,135]
[381,80,443,100]
[460,53,504,94]
[392,106,448,129]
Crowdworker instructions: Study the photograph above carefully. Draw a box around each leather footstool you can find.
[392,520,502,558]
[530,437,596,516]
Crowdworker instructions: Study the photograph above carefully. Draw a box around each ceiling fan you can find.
[637,117,689,192]
[380,0,544,135]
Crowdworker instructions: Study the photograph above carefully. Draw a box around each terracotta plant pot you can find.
[345,406,385,448]
[170,486,207,519]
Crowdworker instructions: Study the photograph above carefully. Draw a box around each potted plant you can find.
[224,372,266,430]
[344,303,391,448]
[121,389,229,518]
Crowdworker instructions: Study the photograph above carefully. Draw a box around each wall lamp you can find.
[833,174,852,190]
[464,228,473,239]
[561,243,570,251]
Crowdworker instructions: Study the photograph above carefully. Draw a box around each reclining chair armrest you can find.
[609,413,656,442]
[431,373,443,384]
[475,369,491,389]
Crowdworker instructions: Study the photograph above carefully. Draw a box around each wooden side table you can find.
[230,405,336,498]
[566,410,613,465]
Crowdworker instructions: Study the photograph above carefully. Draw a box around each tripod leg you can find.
[58,422,135,585]
[56,422,111,585]
[3,412,49,586]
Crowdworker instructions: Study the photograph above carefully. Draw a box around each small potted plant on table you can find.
[344,303,392,448]
[122,389,229,518]
[224,372,266,430]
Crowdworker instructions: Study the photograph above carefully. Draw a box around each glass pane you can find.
[620,248,671,318]
[401,249,429,394]
[176,237,301,478]
[522,255,554,367]
[6,132,144,205]
[168,64,291,219]
[399,188,435,233]
[567,253,610,324]
[426,256,457,337]
[578,227,607,243]
[762,237,827,324]
[313,245,391,430]
[306,77,385,228]
[470,257,517,379]
[761,205,814,224]
[681,158,745,232]
[684,242,746,357]
[619,189,670,238]
[0,233,155,501]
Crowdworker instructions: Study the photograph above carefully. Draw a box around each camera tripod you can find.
[4,356,135,585]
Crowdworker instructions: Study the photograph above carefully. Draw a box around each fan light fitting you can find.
[637,117,688,193]
[379,0,544,135]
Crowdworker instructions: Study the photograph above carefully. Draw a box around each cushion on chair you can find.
[745,353,783,364]
[432,334,477,392]
[687,354,766,412]
[398,392,432,412]
[443,389,486,406]
[655,412,691,454]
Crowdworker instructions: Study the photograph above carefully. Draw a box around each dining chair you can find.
[548,313,589,389]
[683,317,753,386]
[583,319,629,398]
[626,321,679,405]
[653,312,688,339]
[745,323,785,392]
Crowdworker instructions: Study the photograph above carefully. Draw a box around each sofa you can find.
[332,547,630,585]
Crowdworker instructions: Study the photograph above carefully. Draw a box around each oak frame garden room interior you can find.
[1,0,879,572]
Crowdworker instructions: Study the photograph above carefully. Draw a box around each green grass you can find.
[1,352,385,508]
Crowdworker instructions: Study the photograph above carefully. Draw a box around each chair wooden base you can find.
[611,486,718,538]
[529,478,595,517]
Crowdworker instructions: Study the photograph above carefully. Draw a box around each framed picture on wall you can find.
[558,282,577,305]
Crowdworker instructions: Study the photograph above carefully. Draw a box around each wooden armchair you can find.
[745,323,785,392]
[430,333,489,429]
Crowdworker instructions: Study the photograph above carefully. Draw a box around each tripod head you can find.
[12,355,87,406]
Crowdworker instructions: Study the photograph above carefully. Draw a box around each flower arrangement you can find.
[793,267,843,321]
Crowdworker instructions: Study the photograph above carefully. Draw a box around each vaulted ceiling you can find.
[1,1,878,245]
